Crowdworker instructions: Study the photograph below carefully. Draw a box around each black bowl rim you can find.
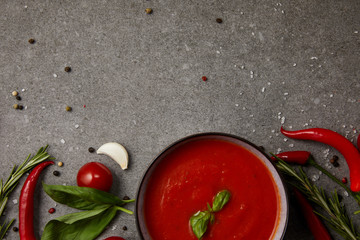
[135,132,289,240]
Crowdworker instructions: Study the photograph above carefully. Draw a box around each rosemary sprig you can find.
[0,145,54,239]
[273,155,360,240]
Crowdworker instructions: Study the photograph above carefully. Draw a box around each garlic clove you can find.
[97,142,129,170]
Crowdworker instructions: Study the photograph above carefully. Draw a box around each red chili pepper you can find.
[19,161,54,240]
[271,151,311,164]
[281,127,360,192]
[293,189,332,240]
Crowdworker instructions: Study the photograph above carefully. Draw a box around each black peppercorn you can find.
[64,66,71,72]
[332,155,339,161]
[216,18,223,23]
[88,147,95,153]
[12,227,18,232]
[18,105,24,110]
[123,226,128,231]
[28,39,35,44]
[123,196,130,200]
[53,171,60,176]
[16,96,21,101]
[332,161,340,167]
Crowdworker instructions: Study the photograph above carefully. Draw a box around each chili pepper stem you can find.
[115,206,133,215]
[307,156,360,205]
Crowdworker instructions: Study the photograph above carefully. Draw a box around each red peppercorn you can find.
[48,208,55,214]
[342,177,348,184]
[83,105,86,108]
[202,76,207,81]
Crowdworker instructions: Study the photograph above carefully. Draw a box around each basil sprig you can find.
[41,183,135,240]
[190,190,231,239]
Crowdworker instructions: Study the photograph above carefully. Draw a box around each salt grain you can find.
[261,87,265,92]
[60,139,65,144]
[277,148,282,154]
[289,143,294,147]
[311,175,319,181]
[293,63,297,66]
[344,191,349,197]
[281,116,286,124]
[53,74,57,78]
[75,124,79,129]
[12,199,18,204]
[284,138,288,142]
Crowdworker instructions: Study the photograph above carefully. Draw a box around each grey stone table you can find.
[0,0,359,239]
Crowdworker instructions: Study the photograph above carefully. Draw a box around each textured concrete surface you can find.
[0,0,359,239]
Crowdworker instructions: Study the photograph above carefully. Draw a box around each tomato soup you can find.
[142,138,282,240]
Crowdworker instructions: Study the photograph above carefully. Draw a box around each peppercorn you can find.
[16,96,21,101]
[332,161,339,167]
[123,226,128,231]
[216,18,223,23]
[342,177,348,184]
[64,66,71,72]
[48,208,56,214]
[330,155,339,167]
[65,106,72,112]
[202,76,207,81]
[57,161,63,167]
[18,105,24,110]
[13,104,19,109]
[145,8,153,14]
[28,38,35,44]
[12,227,18,232]
[53,171,60,176]
[123,196,130,200]
[12,91,18,96]
[332,155,339,161]
[88,147,95,153]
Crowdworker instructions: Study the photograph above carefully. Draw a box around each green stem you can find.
[308,157,360,205]
[115,206,133,215]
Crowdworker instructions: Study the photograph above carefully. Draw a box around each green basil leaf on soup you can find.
[212,190,231,212]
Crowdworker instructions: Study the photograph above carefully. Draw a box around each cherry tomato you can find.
[77,162,113,192]
[103,237,125,240]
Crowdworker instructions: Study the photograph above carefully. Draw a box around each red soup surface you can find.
[143,139,280,240]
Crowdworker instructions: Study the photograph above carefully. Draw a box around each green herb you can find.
[41,184,135,240]
[273,155,360,240]
[0,146,53,240]
[190,190,230,239]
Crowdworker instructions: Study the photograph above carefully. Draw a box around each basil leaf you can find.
[41,206,117,240]
[190,211,211,239]
[212,190,231,212]
[42,183,125,210]
[55,207,110,224]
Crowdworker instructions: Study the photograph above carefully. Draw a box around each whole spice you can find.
[280,127,360,192]
[271,153,360,206]
[57,162,63,167]
[145,8,153,14]
[28,39,35,44]
[13,104,19,109]
[293,189,332,240]
[12,91,18,96]
[201,76,207,81]
[65,106,72,112]
[216,18,223,23]
[275,159,360,239]
[64,67,71,72]
[88,147,95,153]
[271,151,311,164]
[122,226,127,231]
[53,171,60,176]
[19,161,54,240]
[12,227,18,232]
[16,96,22,101]
[48,208,55,214]
[18,105,24,110]
[342,177,348,184]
